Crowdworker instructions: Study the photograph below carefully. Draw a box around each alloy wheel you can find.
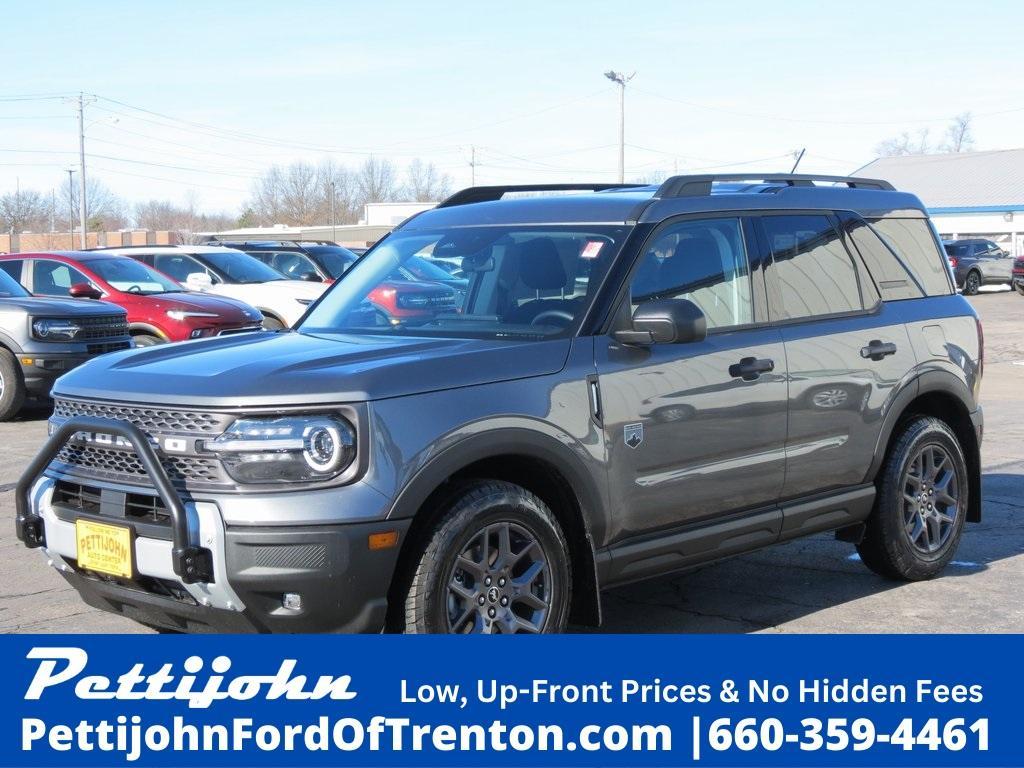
[965,273,980,294]
[445,521,552,633]
[901,443,961,554]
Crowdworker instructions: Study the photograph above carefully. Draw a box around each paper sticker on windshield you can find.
[581,241,605,259]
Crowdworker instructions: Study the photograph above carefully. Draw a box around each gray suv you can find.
[16,175,983,634]
[0,266,130,421]
[943,238,1014,295]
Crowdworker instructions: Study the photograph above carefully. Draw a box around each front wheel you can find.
[262,315,285,331]
[857,416,968,581]
[402,480,571,634]
[1015,283,1024,297]
[132,334,163,347]
[0,349,27,422]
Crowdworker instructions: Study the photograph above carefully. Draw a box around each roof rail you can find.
[437,183,647,209]
[655,173,895,198]
[87,244,181,251]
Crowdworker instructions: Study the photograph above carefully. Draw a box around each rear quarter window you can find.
[846,218,924,301]
[868,217,952,297]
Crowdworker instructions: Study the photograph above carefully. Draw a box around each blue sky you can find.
[2,0,1021,213]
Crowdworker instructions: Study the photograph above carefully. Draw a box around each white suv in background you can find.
[101,245,327,329]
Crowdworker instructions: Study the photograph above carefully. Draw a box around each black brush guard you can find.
[15,416,214,584]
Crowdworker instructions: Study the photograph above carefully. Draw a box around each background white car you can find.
[102,245,327,329]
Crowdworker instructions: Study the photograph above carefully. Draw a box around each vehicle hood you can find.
[52,330,571,407]
[0,296,126,317]
[144,292,261,322]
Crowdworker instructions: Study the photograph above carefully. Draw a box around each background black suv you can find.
[943,238,1014,294]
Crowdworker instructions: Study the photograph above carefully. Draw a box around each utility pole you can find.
[65,168,76,246]
[330,179,337,242]
[469,145,477,186]
[604,70,635,183]
[50,189,55,233]
[76,92,88,249]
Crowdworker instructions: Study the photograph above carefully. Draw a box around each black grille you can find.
[249,543,328,570]
[77,314,129,340]
[52,443,223,485]
[53,480,171,528]
[87,340,132,355]
[52,399,228,433]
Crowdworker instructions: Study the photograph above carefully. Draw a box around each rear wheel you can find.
[962,270,981,295]
[0,348,26,421]
[857,416,968,581]
[1016,283,1024,297]
[402,480,571,634]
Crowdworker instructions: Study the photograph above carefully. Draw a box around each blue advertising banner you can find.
[2,634,1019,766]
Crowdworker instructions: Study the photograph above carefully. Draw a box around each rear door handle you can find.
[729,357,775,381]
[860,340,898,360]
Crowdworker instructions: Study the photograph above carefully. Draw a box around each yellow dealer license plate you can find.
[75,520,133,578]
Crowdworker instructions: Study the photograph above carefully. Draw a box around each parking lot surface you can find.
[1,290,1021,634]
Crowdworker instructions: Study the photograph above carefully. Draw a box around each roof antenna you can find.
[790,148,806,173]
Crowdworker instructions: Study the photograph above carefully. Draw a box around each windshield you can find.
[201,251,286,284]
[399,255,458,282]
[307,246,358,279]
[0,268,30,298]
[300,225,627,339]
[88,258,181,294]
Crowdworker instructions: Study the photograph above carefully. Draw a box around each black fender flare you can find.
[387,427,606,626]
[0,330,24,354]
[865,368,981,522]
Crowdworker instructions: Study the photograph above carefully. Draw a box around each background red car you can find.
[0,252,264,345]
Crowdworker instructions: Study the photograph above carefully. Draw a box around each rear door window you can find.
[0,260,23,284]
[868,218,952,296]
[761,214,868,320]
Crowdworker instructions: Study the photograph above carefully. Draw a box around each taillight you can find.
[948,256,958,268]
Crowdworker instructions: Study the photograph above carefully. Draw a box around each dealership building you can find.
[857,149,1024,257]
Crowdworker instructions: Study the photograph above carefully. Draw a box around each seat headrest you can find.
[515,238,567,290]
[660,234,723,289]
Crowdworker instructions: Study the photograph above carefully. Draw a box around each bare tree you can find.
[134,194,234,243]
[403,159,453,202]
[67,177,128,231]
[940,112,974,153]
[875,128,931,157]
[355,156,399,207]
[0,188,52,233]
[247,160,358,226]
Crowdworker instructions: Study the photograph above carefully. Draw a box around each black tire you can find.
[0,348,26,422]
[857,416,968,581]
[402,480,571,634]
[962,271,981,295]
[132,334,163,347]
[1015,283,1024,297]
[262,315,285,331]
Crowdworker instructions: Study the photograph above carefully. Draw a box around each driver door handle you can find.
[729,357,775,381]
[860,340,898,361]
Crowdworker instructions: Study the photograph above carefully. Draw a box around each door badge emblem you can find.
[624,423,644,449]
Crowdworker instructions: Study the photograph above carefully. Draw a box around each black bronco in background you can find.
[17,174,983,634]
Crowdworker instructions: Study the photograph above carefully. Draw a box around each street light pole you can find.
[604,70,635,183]
[76,92,88,249]
[65,168,76,246]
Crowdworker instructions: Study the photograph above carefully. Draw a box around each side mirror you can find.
[186,272,213,291]
[300,271,322,282]
[613,298,707,346]
[68,282,102,299]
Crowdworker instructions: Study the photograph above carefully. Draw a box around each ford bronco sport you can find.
[16,175,983,634]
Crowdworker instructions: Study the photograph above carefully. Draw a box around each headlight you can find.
[167,310,219,321]
[32,318,83,340]
[209,415,355,484]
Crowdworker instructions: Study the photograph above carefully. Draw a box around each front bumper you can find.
[17,416,409,633]
[19,353,93,398]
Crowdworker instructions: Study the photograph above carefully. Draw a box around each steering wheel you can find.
[126,285,143,294]
[531,309,574,327]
